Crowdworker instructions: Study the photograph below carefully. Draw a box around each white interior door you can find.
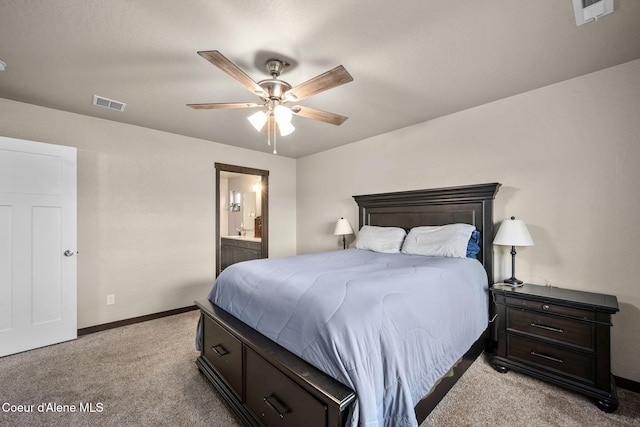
[0,136,77,357]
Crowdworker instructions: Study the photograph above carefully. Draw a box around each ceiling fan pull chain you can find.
[273,125,277,155]
[267,114,271,147]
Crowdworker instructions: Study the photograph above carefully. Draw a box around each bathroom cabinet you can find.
[220,237,262,271]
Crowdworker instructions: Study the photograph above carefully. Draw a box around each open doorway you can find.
[215,163,269,276]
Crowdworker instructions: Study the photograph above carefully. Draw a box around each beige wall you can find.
[296,59,640,382]
[0,98,297,328]
[2,59,638,381]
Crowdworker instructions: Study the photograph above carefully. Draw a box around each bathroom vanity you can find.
[220,236,262,271]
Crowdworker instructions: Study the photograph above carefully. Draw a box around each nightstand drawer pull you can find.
[211,344,229,357]
[542,304,550,310]
[530,322,564,333]
[530,351,564,364]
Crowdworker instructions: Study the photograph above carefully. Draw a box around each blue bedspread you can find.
[210,249,488,427]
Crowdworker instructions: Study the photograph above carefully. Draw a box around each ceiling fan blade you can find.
[291,105,348,126]
[285,65,353,101]
[187,102,260,110]
[197,50,267,98]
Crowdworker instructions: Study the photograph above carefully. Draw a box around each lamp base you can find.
[503,277,524,287]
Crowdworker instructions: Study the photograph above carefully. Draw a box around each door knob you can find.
[64,250,75,257]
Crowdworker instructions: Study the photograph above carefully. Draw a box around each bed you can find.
[195,182,501,427]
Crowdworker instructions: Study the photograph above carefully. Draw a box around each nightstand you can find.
[491,283,619,412]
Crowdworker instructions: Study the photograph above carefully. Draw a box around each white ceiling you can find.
[1,0,639,158]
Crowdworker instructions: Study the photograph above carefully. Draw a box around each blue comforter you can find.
[210,249,488,427]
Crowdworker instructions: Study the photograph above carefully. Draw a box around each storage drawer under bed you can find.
[245,347,327,427]
[202,314,243,397]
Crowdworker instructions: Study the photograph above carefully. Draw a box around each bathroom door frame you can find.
[215,163,269,277]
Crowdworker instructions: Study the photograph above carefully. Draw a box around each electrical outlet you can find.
[107,294,115,305]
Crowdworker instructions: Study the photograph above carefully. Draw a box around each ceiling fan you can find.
[187,50,353,154]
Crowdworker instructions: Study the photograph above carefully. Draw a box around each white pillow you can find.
[355,225,406,253]
[401,224,475,258]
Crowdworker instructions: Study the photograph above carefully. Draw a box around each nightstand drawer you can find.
[492,284,619,412]
[507,308,594,350]
[507,334,595,384]
[505,296,595,321]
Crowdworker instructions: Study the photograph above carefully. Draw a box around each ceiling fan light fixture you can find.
[274,105,294,136]
[277,120,295,136]
[248,110,268,131]
[274,105,292,123]
[189,50,353,154]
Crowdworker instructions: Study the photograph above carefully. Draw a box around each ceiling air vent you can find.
[92,95,126,112]
[572,0,614,26]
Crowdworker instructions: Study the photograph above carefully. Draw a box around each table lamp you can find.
[493,216,534,286]
[334,218,354,250]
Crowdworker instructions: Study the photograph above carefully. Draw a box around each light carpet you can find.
[0,310,638,426]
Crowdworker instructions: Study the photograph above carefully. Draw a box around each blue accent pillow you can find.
[467,231,481,258]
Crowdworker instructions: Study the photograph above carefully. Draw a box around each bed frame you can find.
[196,182,501,426]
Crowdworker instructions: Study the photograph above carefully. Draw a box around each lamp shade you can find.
[493,217,534,246]
[247,110,268,131]
[274,105,295,136]
[276,119,295,136]
[273,105,292,123]
[334,218,354,236]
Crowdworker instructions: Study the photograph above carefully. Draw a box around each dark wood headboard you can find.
[352,183,501,284]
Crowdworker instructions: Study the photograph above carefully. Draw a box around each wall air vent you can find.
[572,0,614,26]
[92,95,126,112]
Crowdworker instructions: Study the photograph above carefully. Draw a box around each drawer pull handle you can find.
[530,322,564,333]
[542,304,550,310]
[211,344,229,357]
[530,351,564,364]
[263,394,289,419]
